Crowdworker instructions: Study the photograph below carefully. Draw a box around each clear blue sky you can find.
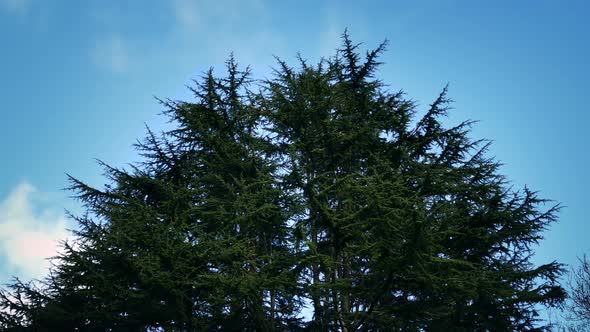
[0,0,587,313]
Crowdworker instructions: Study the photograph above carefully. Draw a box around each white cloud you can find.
[319,20,344,61]
[168,0,283,73]
[92,35,130,73]
[0,182,70,280]
[0,0,29,14]
[171,0,266,32]
[173,0,201,31]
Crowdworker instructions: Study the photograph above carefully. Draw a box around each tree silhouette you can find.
[0,31,566,331]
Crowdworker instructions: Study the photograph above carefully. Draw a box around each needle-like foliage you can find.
[0,32,565,331]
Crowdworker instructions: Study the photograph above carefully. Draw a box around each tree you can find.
[0,31,566,331]
[1,56,302,331]
[551,256,590,331]
[569,256,590,325]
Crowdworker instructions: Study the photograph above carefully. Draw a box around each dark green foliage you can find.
[0,32,565,331]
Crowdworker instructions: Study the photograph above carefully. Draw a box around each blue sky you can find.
[0,0,588,315]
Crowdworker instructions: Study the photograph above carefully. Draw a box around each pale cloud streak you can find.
[173,0,201,31]
[92,35,130,73]
[172,0,264,31]
[0,182,70,280]
[0,0,29,14]
[169,0,284,71]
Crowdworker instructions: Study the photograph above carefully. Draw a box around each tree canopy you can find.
[0,32,566,331]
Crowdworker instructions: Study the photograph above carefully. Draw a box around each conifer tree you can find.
[0,32,565,331]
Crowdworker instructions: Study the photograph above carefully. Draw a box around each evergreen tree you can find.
[0,32,565,331]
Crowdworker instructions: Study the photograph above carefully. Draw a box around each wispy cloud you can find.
[171,0,266,33]
[319,19,344,60]
[0,0,29,14]
[173,0,201,31]
[92,35,130,73]
[0,182,70,280]
[168,0,283,71]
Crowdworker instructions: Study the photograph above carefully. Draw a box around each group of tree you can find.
[0,32,567,331]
